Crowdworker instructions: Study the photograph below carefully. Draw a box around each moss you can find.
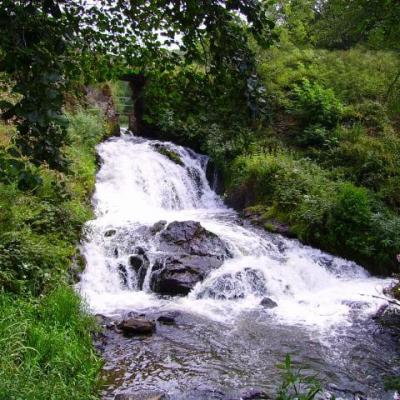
[156,146,184,166]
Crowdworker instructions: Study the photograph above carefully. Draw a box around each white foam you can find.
[78,132,393,328]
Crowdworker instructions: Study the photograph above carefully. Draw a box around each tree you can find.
[0,0,275,169]
[313,0,400,51]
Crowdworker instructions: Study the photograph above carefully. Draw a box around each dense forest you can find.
[0,1,399,399]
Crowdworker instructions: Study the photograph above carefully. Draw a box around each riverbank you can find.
[0,103,112,399]
[140,46,400,277]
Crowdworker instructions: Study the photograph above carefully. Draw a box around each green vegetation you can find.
[0,108,108,399]
[140,7,400,276]
[0,287,100,400]
[277,355,322,400]
[0,0,399,397]
[156,147,184,166]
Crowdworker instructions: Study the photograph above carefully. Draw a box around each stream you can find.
[78,131,400,400]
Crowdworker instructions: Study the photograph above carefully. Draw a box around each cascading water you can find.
[78,131,399,400]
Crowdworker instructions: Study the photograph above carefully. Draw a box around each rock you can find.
[197,268,267,300]
[159,221,230,258]
[186,167,203,197]
[147,221,231,296]
[150,254,225,296]
[260,297,278,309]
[205,159,224,195]
[68,252,85,284]
[374,306,400,334]
[241,390,270,400]
[150,220,167,234]
[105,229,117,237]
[117,318,156,335]
[118,264,128,286]
[153,144,183,166]
[232,390,270,400]
[129,250,150,290]
[135,246,147,255]
[114,390,168,400]
[223,389,271,400]
[157,313,177,325]
[129,255,144,270]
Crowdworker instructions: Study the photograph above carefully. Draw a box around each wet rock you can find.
[150,254,225,296]
[150,220,167,234]
[118,264,128,286]
[68,252,85,284]
[117,318,156,335]
[197,268,266,300]
[153,143,183,166]
[149,221,231,296]
[129,251,150,290]
[159,221,230,258]
[105,229,117,237]
[157,313,177,325]
[129,255,144,271]
[260,297,278,309]
[225,389,271,400]
[206,159,224,195]
[187,167,203,197]
[263,220,294,238]
[114,390,168,400]
[135,246,147,255]
[95,314,115,329]
[374,305,400,334]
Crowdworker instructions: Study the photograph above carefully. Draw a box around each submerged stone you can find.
[157,313,177,325]
[260,297,278,309]
[117,318,156,335]
[114,391,168,400]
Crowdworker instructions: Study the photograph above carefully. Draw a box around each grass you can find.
[0,286,101,400]
[227,151,400,274]
[0,106,109,399]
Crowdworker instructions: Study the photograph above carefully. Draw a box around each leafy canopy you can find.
[0,0,275,168]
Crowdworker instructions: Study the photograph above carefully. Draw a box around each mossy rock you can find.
[155,146,184,166]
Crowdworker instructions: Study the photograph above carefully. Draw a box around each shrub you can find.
[227,152,400,274]
[296,124,338,147]
[0,109,106,294]
[292,79,344,128]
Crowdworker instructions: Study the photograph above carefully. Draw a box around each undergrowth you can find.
[0,108,107,399]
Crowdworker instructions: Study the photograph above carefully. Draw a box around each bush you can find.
[292,79,344,128]
[0,109,106,294]
[0,107,106,399]
[296,123,338,147]
[227,152,400,274]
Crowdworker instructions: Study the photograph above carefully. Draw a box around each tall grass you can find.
[0,287,101,400]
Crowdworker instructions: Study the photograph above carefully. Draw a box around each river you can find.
[78,131,399,400]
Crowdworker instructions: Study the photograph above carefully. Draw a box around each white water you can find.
[78,132,392,329]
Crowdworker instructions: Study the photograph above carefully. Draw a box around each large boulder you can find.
[148,221,231,296]
[158,220,228,258]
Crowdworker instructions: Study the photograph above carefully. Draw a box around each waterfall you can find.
[78,131,391,328]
